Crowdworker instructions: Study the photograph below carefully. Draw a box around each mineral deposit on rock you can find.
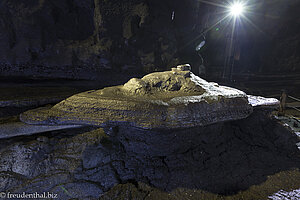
[20,65,253,129]
[247,95,279,108]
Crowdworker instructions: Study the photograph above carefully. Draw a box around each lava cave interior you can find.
[0,0,299,199]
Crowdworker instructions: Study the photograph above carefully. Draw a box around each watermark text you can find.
[0,192,58,199]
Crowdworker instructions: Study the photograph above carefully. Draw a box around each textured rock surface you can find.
[0,122,82,139]
[269,189,300,200]
[0,127,111,199]
[99,110,300,194]
[20,68,253,128]
[100,171,300,200]
[1,110,300,199]
[0,0,299,80]
[0,0,199,79]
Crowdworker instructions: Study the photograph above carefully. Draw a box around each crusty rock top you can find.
[20,64,253,129]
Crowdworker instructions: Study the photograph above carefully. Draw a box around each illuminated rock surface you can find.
[20,66,253,128]
[269,189,300,200]
[247,95,279,108]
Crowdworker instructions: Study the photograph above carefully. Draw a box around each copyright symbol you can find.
[0,192,6,198]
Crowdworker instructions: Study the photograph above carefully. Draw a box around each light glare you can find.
[229,2,244,17]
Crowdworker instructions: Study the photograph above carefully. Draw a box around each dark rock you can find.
[102,110,300,194]
[51,181,103,200]
[0,0,199,80]
[1,109,299,199]
[0,127,113,198]
[0,85,81,118]
[0,0,299,81]
[0,87,79,108]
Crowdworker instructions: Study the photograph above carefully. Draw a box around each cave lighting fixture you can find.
[228,2,245,17]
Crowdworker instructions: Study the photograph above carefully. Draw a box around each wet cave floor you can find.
[0,78,299,200]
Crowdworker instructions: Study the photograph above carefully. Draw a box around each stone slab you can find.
[0,122,82,139]
[20,68,253,129]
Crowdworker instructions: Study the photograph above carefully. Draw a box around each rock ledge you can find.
[21,65,253,128]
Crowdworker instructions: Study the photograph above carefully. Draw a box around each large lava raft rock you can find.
[20,65,253,129]
[3,65,300,199]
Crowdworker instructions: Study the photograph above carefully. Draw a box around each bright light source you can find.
[229,2,244,17]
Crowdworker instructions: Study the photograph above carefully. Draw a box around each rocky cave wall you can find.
[0,0,199,80]
[0,0,299,80]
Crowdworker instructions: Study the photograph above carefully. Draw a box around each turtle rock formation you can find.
[20,64,253,129]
